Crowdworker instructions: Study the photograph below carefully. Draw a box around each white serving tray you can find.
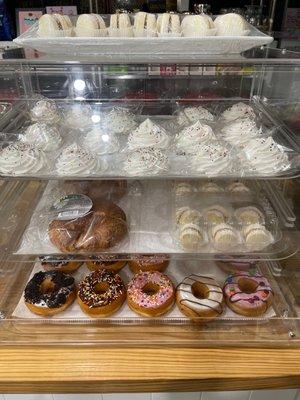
[14,20,273,56]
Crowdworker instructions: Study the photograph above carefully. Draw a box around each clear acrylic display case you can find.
[0,47,299,346]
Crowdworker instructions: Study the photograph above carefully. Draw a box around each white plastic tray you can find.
[14,21,273,56]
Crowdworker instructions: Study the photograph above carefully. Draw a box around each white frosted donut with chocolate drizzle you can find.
[176,274,223,320]
[223,272,274,317]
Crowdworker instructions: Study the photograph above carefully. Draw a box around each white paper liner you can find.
[75,27,107,37]
[12,260,276,321]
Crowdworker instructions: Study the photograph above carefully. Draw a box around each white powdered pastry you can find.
[22,123,62,152]
[83,127,119,155]
[176,121,216,154]
[221,117,261,146]
[242,136,289,174]
[178,106,214,126]
[214,13,248,36]
[0,142,46,175]
[123,147,168,175]
[191,143,232,174]
[128,118,170,150]
[105,107,137,134]
[181,15,214,37]
[55,143,106,176]
[65,104,93,129]
[220,102,255,121]
[30,99,60,123]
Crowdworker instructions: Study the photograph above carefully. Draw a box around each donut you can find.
[39,255,83,274]
[128,254,169,274]
[48,201,127,253]
[176,275,223,320]
[223,272,274,317]
[24,270,76,316]
[78,269,126,317]
[127,271,175,317]
[86,255,126,272]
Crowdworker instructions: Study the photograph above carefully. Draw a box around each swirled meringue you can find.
[127,118,170,150]
[191,143,232,175]
[176,121,216,154]
[242,136,289,174]
[55,143,107,176]
[22,123,62,152]
[220,102,255,121]
[123,147,168,175]
[0,142,46,175]
[64,104,93,130]
[177,106,214,126]
[221,117,261,146]
[105,107,137,134]
[30,99,60,123]
[83,127,119,155]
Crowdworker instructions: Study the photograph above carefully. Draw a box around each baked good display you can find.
[221,117,261,147]
[191,143,232,175]
[226,181,250,193]
[86,255,126,272]
[181,14,215,37]
[24,270,76,316]
[127,271,175,317]
[0,142,46,175]
[39,255,83,274]
[220,102,255,122]
[75,14,106,37]
[223,272,274,316]
[55,143,107,176]
[177,106,214,126]
[211,223,239,249]
[30,98,60,123]
[179,223,206,250]
[78,269,126,317]
[109,13,133,37]
[22,123,62,152]
[123,147,168,175]
[83,127,119,155]
[48,201,127,252]
[176,274,223,320]
[175,121,216,155]
[38,13,73,37]
[235,206,265,225]
[203,205,229,224]
[214,13,248,36]
[242,223,273,250]
[242,136,289,174]
[128,254,169,273]
[133,12,157,37]
[127,118,170,150]
[105,107,137,134]
[157,13,181,36]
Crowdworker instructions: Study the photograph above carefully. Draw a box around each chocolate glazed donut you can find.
[48,201,127,253]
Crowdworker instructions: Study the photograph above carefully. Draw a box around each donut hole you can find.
[40,279,56,294]
[142,282,160,296]
[192,282,209,299]
[238,278,259,294]
[94,282,109,295]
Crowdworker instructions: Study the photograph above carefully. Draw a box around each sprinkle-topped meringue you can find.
[0,142,46,175]
[83,127,119,155]
[30,99,60,123]
[220,102,255,121]
[175,120,216,154]
[22,123,62,152]
[105,107,137,134]
[191,143,232,175]
[222,117,261,146]
[127,118,170,150]
[177,106,214,126]
[123,147,168,175]
[55,143,106,176]
[242,136,289,174]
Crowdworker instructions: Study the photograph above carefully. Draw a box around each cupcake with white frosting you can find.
[123,147,168,175]
[191,143,232,175]
[0,142,46,175]
[22,123,62,152]
[177,106,214,126]
[221,117,261,146]
[220,102,255,122]
[127,118,170,150]
[83,127,119,155]
[175,121,216,155]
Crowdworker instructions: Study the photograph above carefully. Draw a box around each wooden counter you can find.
[0,347,299,393]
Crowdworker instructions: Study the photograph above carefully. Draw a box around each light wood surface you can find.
[0,347,299,393]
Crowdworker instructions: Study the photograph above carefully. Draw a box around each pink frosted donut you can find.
[223,272,274,317]
[127,271,175,317]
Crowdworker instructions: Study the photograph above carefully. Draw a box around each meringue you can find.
[220,102,255,121]
[55,143,106,176]
[214,13,248,36]
[30,99,60,123]
[181,15,214,37]
[242,136,289,174]
[177,106,214,126]
[191,143,232,175]
[22,123,62,152]
[123,147,168,175]
[176,121,216,154]
[157,13,181,36]
[128,118,170,150]
[0,142,46,175]
[133,12,157,37]
[64,104,93,130]
[222,117,261,146]
[105,107,137,134]
[83,127,119,155]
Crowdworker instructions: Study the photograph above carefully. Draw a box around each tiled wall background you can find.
[0,390,299,400]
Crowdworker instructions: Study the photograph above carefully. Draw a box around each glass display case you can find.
[0,47,299,346]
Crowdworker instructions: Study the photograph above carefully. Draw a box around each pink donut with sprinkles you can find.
[223,272,274,317]
[127,271,175,317]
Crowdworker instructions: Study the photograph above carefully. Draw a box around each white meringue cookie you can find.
[220,102,255,121]
[105,107,137,134]
[30,99,60,123]
[181,15,214,37]
[128,118,170,150]
[222,117,261,146]
[123,147,168,175]
[214,13,248,36]
[64,104,93,130]
[191,143,232,175]
[22,123,62,152]
[83,127,119,155]
[176,121,216,154]
[177,106,214,126]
